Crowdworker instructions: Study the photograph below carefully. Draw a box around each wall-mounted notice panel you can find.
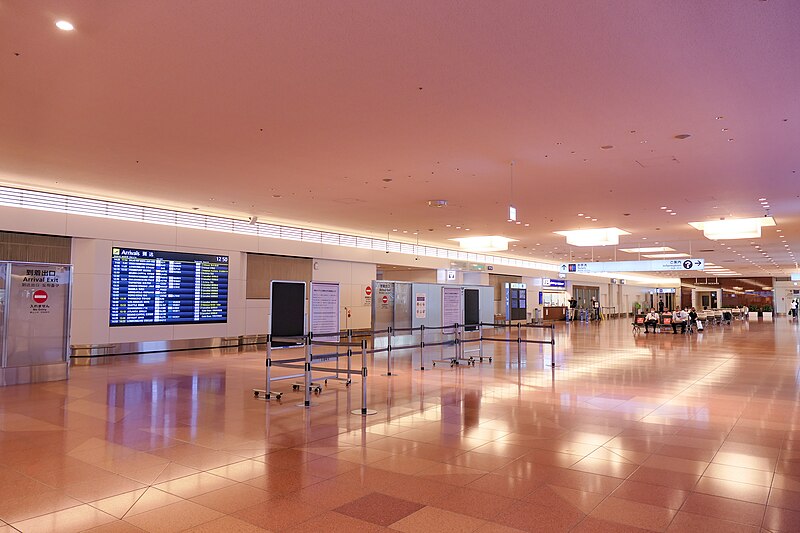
[109,248,228,326]
[442,286,462,333]
[372,281,394,331]
[270,280,306,347]
[310,281,339,341]
[394,282,412,331]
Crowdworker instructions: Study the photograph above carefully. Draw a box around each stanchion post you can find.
[384,326,395,376]
[550,324,556,368]
[347,329,353,383]
[303,339,311,407]
[265,334,272,396]
[517,323,522,365]
[353,339,377,415]
[419,325,425,371]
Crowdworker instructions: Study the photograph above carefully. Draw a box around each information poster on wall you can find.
[442,286,462,334]
[7,263,71,367]
[310,281,340,341]
[415,292,427,319]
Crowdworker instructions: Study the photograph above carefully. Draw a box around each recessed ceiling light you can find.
[670,212,677,215]
[55,20,75,31]
[577,213,584,217]
[660,206,667,209]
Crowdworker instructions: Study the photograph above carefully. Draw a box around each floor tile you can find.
[123,500,223,533]
[763,505,800,532]
[189,482,273,514]
[494,499,585,532]
[389,506,487,532]
[680,492,765,527]
[589,496,676,531]
[333,492,424,526]
[11,504,116,533]
[666,511,759,533]
[233,496,325,531]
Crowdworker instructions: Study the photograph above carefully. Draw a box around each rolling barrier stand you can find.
[253,334,283,400]
[353,340,377,415]
[432,324,473,367]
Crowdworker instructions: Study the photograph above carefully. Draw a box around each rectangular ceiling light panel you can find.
[689,217,776,240]
[554,228,630,247]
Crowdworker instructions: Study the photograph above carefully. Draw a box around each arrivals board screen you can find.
[110,248,229,326]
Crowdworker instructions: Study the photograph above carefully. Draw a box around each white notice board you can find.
[415,292,427,319]
[442,286,462,334]
[310,281,340,340]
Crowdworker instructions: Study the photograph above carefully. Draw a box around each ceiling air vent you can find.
[698,249,715,253]
[427,199,448,208]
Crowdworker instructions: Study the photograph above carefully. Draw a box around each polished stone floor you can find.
[2,318,800,532]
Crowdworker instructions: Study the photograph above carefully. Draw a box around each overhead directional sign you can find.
[560,258,705,274]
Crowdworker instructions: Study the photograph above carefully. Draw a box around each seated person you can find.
[672,307,688,333]
[644,308,659,333]
[688,307,698,325]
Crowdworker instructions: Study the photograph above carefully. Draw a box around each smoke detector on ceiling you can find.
[427,199,448,208]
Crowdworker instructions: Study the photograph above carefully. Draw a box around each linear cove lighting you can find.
[642,253,690,259]
[618,247,676,254]
[689,217,776,240]
[451,236,516,252]
[553,227,630,247]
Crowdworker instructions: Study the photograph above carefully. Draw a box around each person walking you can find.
[591,297,600,320]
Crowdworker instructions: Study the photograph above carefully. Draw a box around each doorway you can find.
[573,286,599,311]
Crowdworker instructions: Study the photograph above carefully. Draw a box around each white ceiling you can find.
[1,1,799,276]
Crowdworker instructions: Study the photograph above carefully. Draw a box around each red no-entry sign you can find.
[382,295,388,304]
[33,290,48,304]
[365,286,372,296]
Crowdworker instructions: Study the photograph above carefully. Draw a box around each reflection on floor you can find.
[1,318,800,532]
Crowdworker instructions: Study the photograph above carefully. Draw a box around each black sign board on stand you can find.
[270,281,306,348]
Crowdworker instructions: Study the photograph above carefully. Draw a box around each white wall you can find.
[773,279,796,314]
[312,259,376,330]
[70,238,248,345]
[3,204,681,343]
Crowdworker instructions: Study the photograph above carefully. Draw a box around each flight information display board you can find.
[110,248,229,326]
